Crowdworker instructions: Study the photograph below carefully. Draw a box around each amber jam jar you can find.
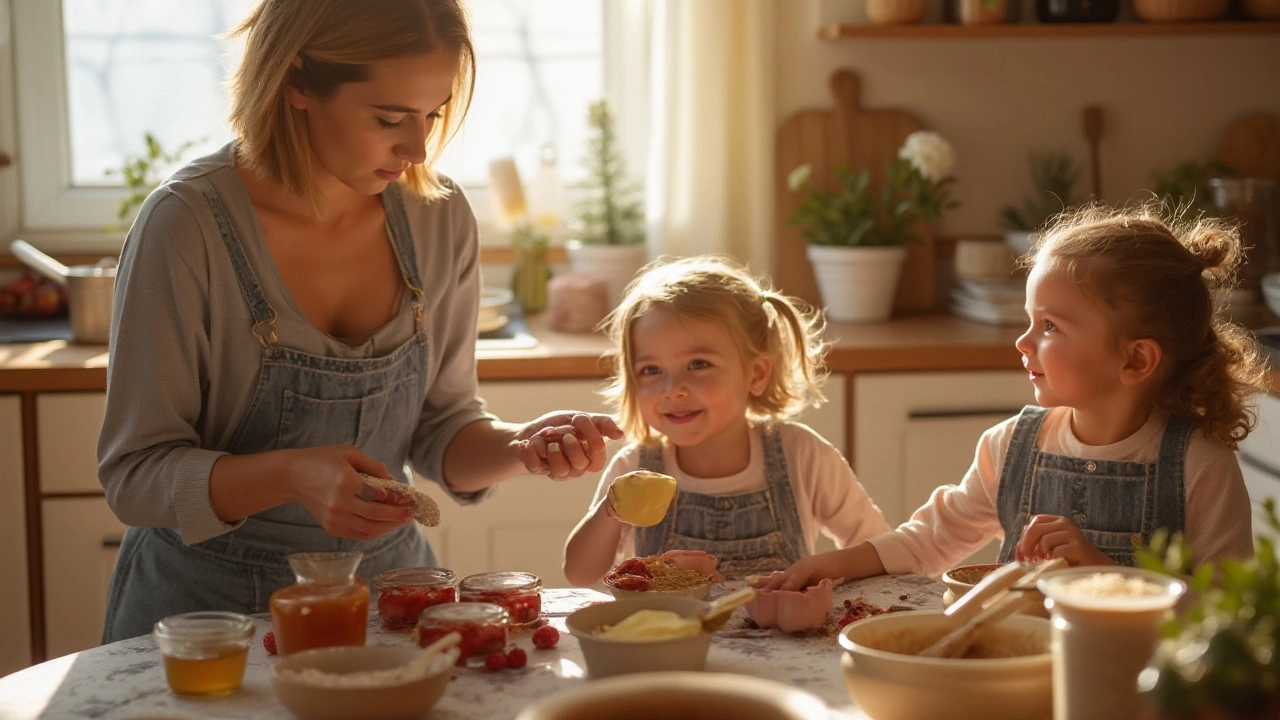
[268,551,369,656]
[152,611,254,697]
[415,602,508,667]
[459,571,543,627]
[375,567,457,631]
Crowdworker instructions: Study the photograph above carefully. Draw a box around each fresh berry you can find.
[505,647,528,669]
[532,625,560,649]
[484,652,508,672]
[263,631,277,655]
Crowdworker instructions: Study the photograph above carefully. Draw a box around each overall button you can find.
[1072,512,1087,525]
[1084,461,1097,473]
[716,499,732,510]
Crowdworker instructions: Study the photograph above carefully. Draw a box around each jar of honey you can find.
[269,551,369,656]
[415,601,508,667]
[152,611,254,697]
[375,567,456,631]
[459,571,542,627]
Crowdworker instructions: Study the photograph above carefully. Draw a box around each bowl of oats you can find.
[603,553,717,600]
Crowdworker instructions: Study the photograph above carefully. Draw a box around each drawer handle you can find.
[102,538,122,549]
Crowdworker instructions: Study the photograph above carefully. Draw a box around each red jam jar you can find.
[459,571,543,627]
[374,568,456,632]
[415,602,508,667]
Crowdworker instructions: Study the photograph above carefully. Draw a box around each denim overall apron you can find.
[633,424,806,579]
[995,406,1189,566]
[103,186,435,642]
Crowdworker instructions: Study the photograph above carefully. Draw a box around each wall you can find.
[777,1,1280,240]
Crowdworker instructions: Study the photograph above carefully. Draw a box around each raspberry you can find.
[484,652,508,672]
[263,631,277,655]
[532,625,560,649]
[505,647,528,669]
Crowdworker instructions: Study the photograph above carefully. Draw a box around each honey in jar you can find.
[152,611,254,697]
[269,551,369,656]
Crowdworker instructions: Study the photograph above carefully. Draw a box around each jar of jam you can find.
[268,551,369,656]
[152,611,254,697]
[415,602,508,667]
[375,567,456,631]
[459,571,542,627]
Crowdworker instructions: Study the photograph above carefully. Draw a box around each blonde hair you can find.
[601,256,830,443]
[1027,203,1269,449]
[227,0,474,209]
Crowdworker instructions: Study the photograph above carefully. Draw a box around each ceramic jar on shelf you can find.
[865,0,927,25]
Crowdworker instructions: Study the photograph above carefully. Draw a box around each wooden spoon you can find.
[697,587,756,633]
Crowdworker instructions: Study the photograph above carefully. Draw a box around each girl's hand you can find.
[284,446,414,541]
[1016,514,1115,567]
[517,412,623,480]
[748,554,844,593]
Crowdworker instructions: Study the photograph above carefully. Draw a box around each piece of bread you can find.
[359,474,441,527]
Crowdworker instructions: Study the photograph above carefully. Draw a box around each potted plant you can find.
[105,132,200,231]
[565,98,647,307]
[1149,159,1233,219]
[787,131,959,323]
[999,151,1081,257]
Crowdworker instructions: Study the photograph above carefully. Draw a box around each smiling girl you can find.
[562,256,889,585]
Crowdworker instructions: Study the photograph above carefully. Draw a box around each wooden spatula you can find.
[697,587,756,634]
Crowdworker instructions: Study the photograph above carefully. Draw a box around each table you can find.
[0,575,943,720]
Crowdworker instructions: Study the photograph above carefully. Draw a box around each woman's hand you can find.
[1016,514,1115,566]
[284,446,415,541]
[517,412,623,480]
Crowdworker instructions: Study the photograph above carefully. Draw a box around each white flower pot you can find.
[564,240,648,308]
[807,245,907,323]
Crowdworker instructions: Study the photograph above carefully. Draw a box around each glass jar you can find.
[375,567,457,632]
[459,571,543,627]
[1038,567,1186,720]
[415,601,509,667]
[268,551,369,656]
[152,611,254,697]
[1210,177,1278,306]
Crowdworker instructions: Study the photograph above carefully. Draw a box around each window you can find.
[8,0,647,249]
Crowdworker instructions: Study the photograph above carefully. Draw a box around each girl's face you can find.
[1015,262,1129,413]
[629,308,771,460]
[287,50,458,197]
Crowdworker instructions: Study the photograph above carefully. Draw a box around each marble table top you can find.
[0,574,944,720]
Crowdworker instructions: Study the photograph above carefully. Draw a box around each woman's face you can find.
[287,49,459,197]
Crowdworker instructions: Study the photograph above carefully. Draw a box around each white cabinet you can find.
[41,498,126,660]
[37,393,107,493]
[1240,393,1280,543]
[854,371,1034,565]
[0,395,31,677]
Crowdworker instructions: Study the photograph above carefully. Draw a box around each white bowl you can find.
[604,578,711,601]
[1263,273,1280,318]
[271,644,457,720]
[565,595,712,677]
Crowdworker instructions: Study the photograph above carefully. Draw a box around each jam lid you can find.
[375,567,456,589]
[459,571,541,594]
[418,601,509,626]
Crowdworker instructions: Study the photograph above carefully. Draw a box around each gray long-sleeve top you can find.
[97,143,489,545]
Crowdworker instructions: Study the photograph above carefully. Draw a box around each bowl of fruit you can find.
[603,551,720,600]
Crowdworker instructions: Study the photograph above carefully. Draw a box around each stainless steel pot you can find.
[10,240,116,345]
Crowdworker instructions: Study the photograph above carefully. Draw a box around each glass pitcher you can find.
[268,551,369,656]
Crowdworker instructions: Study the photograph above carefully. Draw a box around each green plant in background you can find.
[1149,160,1234,219]
[787,131,960,247]
[1136,500,1280,718]
[571,98,645,246]
[105,132,200,229]
[999,152,1081,232]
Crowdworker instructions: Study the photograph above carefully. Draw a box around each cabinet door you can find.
[41,498,127,659]
[37,393,106,493]
[0,395,31,675]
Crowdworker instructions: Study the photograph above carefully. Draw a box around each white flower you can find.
[898,131,955,183]
[787,163,812,192]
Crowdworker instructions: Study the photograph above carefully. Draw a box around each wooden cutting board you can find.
[1220,112,1280,179]
[774,70,935,313]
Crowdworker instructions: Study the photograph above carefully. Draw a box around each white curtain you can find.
[644,0,776,273]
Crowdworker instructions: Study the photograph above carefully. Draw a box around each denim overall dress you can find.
[103,186,435,642]
[995,406,1190,566]
[633,424,806,579]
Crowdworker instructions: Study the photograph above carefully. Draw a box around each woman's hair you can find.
[600,256,831,442]
[227,0,474,207]
[1028,202,1270,448]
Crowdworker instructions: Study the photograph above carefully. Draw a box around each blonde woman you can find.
[99,0,619,642]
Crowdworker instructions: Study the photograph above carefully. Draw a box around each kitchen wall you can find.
[776,2,1280,240]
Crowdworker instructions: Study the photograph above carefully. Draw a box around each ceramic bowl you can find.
[744,578,832,633]
[839,611,1052,720]
[942,563,1051,618]
[513,671,829,720]
[271,644,458,720]
[565,595,712,677]
[478,287,514,331]
[1262,273,1280,319]
[604,578,711,601]
[954,239,1018,283]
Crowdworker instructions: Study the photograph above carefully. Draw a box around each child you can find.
[755,205,1271,593]
[562,256,890,585]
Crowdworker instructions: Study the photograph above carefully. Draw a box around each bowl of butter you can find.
[565,595,711,677]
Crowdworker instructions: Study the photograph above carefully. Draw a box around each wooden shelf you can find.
[820,21,1280,39]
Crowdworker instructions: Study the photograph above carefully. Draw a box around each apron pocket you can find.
[278,389,361,448]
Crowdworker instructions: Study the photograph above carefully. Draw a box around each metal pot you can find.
[10,240,116,345]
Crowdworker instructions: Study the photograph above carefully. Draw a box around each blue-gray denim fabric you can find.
[995,405,1189,566]
[103,185,435,642]
[632,423,805,578]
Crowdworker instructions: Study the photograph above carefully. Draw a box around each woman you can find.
[98,0,619,642]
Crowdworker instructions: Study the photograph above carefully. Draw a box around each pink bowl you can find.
[744,578,832,632]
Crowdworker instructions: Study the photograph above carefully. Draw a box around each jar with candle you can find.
[375,567,456,632]
[152,611,254,697]
[269,551,369,656]
[459,571,543,627]
[415,601,509,667]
